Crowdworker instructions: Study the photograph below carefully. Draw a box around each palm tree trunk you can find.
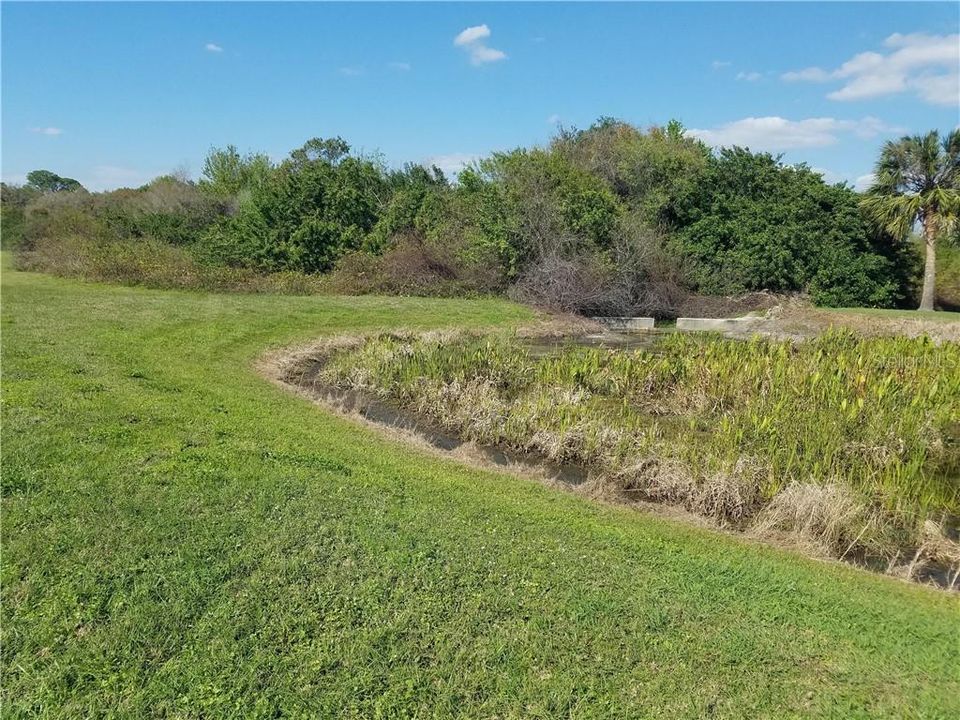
[919,219,937,311]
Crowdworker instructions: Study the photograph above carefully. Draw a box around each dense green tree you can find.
[199,145,273,198]
[1,183,41,248]
[460,148,622,273]
[99,176,224,246]
[668,148,900,306]
[26,169,83,193]
[199,138,388,272]
[553,118,711,226]
[365,164,449,253]
[10,123,926,311]
[861,130,960,311]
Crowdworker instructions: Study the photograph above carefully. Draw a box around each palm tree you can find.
[861,130,960,311]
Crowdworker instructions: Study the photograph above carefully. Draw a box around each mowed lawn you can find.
[2,265,958,719]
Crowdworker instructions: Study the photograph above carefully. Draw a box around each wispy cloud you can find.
[388,61,411,72]
[854,173,876,191]
[781,32,959,106]
[546,114,561,125]
[711,60,732,70]
[781,67,831,83]
[423,153,481,176]
[204,42,223,53]
[736,71,763,82]
[30,127,63,136]
[812,168,878,190]
[454,25,491,46]
[454,24,507,66]
[338,65,365,77]
[688,116,903,152]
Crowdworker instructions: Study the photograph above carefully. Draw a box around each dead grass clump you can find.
[892,521,960,588]
[752,482,880,557]
[690,459,765,527]
[611,458,695,503]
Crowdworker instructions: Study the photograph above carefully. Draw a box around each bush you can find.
[200,139,388,274]
[329,232,501,297]
[98,176,225,246]
[14,234,325,294]
[6,125,920,310]
[669,148,900,306]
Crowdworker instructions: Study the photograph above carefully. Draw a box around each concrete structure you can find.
[676,316,764,332]
[590,316,656,331]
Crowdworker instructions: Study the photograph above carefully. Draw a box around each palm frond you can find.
[860,192,922,238]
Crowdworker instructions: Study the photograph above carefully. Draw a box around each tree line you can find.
[3,120,957,313]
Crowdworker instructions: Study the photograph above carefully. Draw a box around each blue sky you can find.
[3,2,958,191]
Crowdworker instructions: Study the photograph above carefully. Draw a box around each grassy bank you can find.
[2,263,958,717]
[825,307,960,323]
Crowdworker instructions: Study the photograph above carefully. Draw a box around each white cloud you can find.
[911,73,960,107]
[454,25,491,46]
[711,60,732,70]
[454,24,507,66]
[811,167,845,185]
[736,71,763,82]
[388,61,411,72]
[547,114,561,125]
[688,116,902,152]
[854,173,876,191]
[29,127,63,136]
[423,153,481,177]
[812,168,879,190]
[205,43,223,53]
[781,32,959,106]
[468,45,507,65]
[848,115,905,138]
[338,65,365,77]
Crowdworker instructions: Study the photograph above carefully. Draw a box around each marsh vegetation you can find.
[313,329,960,582]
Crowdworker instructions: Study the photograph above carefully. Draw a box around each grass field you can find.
[3,263,959,718]
[825,307,960,323]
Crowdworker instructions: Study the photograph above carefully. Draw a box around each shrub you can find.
[669,148,900,306]
[330,232,500,297]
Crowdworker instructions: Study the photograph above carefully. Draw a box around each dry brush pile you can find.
[314,329,960,583]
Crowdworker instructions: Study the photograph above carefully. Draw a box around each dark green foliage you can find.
[99,176,224,246]
[364,164,448,253]
[669,148,901,306]
[9,123,940,311]
[199,138,388,273]
[0,183,40,248]
[554,118,711,225]
[25,169,84,193]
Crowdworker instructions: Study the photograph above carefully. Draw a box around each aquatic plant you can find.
[318,329,960,573]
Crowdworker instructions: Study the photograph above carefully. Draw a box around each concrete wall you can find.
[675,317,763,332]
[590,316,655,331]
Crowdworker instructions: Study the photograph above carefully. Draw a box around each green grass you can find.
[2,263,958,718]
[824,307,960,323]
